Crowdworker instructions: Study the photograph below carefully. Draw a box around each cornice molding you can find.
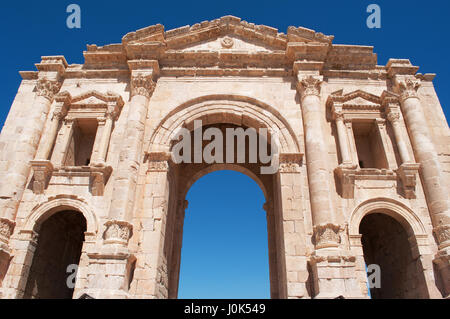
[19,17,438,82]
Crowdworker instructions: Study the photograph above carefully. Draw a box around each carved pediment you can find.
[179,34,274,52]
[328,89,381,108]
[326,89,398,120]
[123,16,288,52]
[71,90,124,108]
[54,90,124,120]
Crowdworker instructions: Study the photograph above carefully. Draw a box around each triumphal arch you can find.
[0,16,449,299]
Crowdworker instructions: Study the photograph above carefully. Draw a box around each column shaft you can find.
[335,117,351,164]
[1,79,60,221]
[401,95,450,244]
[36,115,60,160]
[108,76,154,221]
[391,119,411,164]
[300,88,335,228]
[97,116,113,163]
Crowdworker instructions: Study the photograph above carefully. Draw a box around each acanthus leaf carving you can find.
[297,75,323,99]
[130,74,156,99]
[313,223,342,249]
[104,220,133,245]
[434,225,450,247]
[36,78,62,101]
[0,218,16,244]
[396,77,421,102]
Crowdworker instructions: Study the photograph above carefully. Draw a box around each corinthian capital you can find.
[104,220,133,245]
[313,223,342,249]
[297,74,323,100]
[130,73,156,99]
[395,76,421,102]
[36,78,62,101]
[388,114,401,126]
[0,218,15,244]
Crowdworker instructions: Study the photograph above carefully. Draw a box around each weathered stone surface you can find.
[0,16,448,299]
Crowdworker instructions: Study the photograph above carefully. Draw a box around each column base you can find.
[309,249,367,299]
[78,244,136,299]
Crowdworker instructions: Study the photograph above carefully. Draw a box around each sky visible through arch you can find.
[0,0,449,299]
[179,170,269,299]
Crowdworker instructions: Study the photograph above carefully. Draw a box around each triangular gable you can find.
[121,16,333,52]
[71,91,123,106]
[327,89,382,109]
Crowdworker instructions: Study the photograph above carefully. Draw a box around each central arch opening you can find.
[178,170,270,299]
[152,100,302,299]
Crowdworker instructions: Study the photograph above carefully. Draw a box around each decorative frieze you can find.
[279,153,303,174]
[148,161,170,172]
[147,152,171,173]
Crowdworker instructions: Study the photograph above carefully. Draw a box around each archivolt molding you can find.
[23,195,99,235]
[349,197,427,237]
[147,94,302,155]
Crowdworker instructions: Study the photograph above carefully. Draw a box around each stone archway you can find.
[359,213,427,298]
[136,96,308,299]
[2,196,97,299]
[166,161,276,299]
[174,169,270,298]
[23,210,87,299]
[349,198,438,299]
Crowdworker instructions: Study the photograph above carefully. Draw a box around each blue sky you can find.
[0,0,449,298]
[180,171,268,299]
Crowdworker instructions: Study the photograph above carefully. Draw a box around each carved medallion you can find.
[221,36,234,49]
